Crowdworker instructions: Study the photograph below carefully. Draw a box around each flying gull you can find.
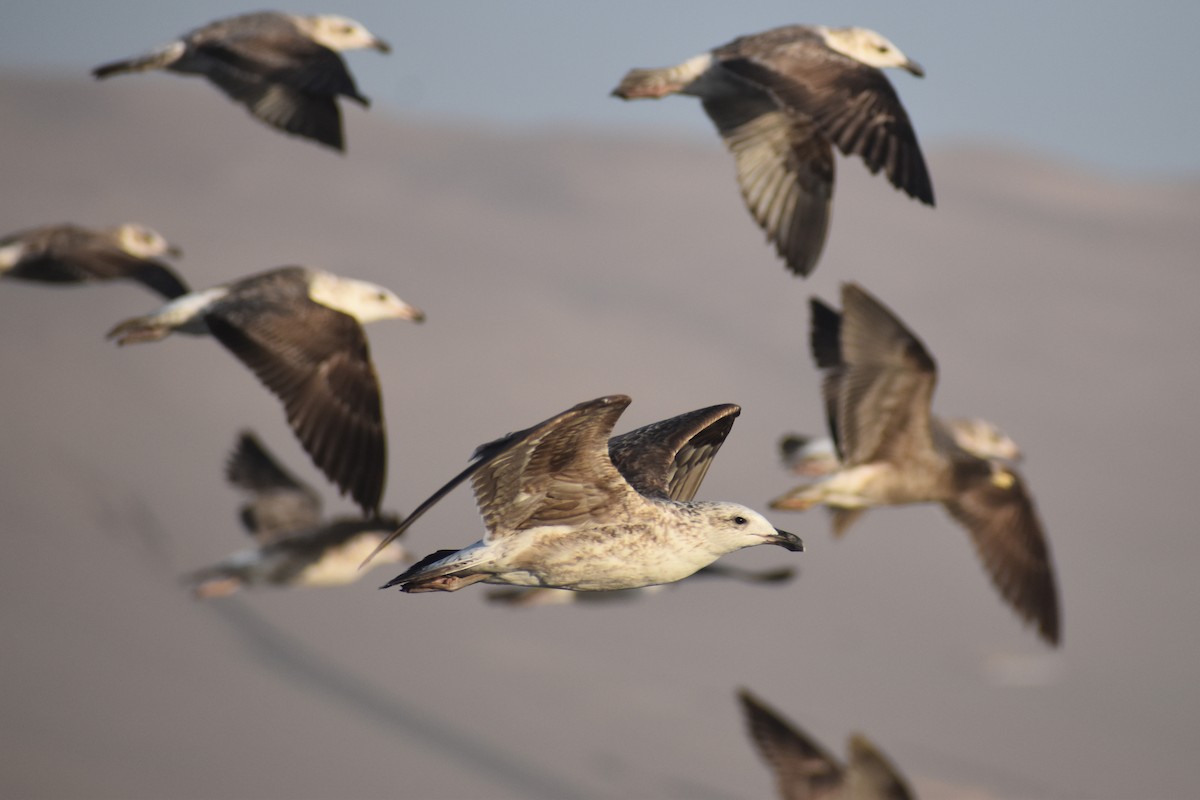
[769,283,1061,645]
[0,222,186,298]
[92,11,390,151]
[780,416,1022,479]
[366,395,802,593]
[738,688,915,800]
[107,265,425,515]
[187,431,407,598]
[612,24,933,277]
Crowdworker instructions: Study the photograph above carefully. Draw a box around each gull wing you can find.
[225,431,322,544]
[945,464,1062,645]
[607,403,740,501]
[738,689,844,800]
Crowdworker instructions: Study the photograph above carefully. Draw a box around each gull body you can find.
[369,395,801,593]
[0,222,186,298]
[92,11,390,151]
[613,24,932,277]
[188,432,406,598]
[108,265,424,514]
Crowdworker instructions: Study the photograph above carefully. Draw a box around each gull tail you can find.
[106,313,173,345]
[380,546,490,593]
[92,41,186,79]
[611,54,713,99]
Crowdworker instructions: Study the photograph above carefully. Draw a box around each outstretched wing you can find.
[738,688,844,800]
[225,431,322,544]
[607,403,740,501]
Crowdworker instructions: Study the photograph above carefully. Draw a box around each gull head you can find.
[946,417,1022,463]
[697,502,804,556]
[302,15,391,53]
[114,223,181,259]
[307,270,426,324]
[822,27,924,76]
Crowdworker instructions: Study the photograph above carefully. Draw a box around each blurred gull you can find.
[738,688,916,799]
[107,265,424,515]
[92,11,390,151]
[0,222,186,298]
[187,431,407,598]
[367,395,802,593]
[770,283,1061,645]
[613,24,933,277]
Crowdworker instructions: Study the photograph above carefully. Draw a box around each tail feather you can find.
[106,314,171,345]
[611,67,685,99]
[92,42,185,79]
[381,547,490,593]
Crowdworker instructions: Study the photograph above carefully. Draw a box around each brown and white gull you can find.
[92,11,390,151]
[366,395,802,593]
[769,283,1060,645]
[0,222,186,298]
[613,24,933,277]
[107,266,424,515]
[187,431,407,598]
[738,688,915,800]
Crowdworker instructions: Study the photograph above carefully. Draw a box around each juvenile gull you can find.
[613,24,933,277]
[0,222,186,298]
[107,265,425,515]
[187,431,407,598]
[769,283,1061,645]
[92,11,390,151]
[366,395,802,593]
[738,688,915,800]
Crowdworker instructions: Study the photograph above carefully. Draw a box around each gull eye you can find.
[341,24,355,34]
[376,291,388,301]
[733,515,748,526]
[876,45,890,53]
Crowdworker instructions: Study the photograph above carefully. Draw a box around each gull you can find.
[0,222,186,298]
[92,11,390,151]
[187,431,407,598]
[738,688,915,800]
[612,24,933,277]
[769,283,1060,645]
[366,395,802,593]
[107,265,425,515]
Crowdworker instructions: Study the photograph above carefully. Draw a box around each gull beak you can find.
[397,301,426,323]
[371,37,392,54]
[165,244,183,258]
[904,59,925,78]
[769,529,804,552]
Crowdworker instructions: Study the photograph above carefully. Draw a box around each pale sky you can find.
[3,0,1197,179]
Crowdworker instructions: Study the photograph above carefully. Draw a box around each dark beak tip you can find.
[907,61,925,78]
[374,39,392,54]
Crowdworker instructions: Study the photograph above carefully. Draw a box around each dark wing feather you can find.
[945,464,1062,645]
[202,69,345,150]
[808,296,845,460]
[206,300,386,515]
[225,431,322,544]
[719,50,933,205]
[607,403,740,501]
[832,283,938,467]
[701,88,834,277]
[197,31,366,101]
[738,689,845,800]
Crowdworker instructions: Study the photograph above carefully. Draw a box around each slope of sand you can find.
[1,73,1199,799]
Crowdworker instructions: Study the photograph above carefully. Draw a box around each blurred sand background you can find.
[1,59,1198,800]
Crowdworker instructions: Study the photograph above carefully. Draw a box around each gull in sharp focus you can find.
[738,688,916,800]
[769,283,1060,645]
[612,24,933,277]
[366,395,802,593]
[107,265,424,515]
[187,431,407,598]
[92,11,390,151]
[0,223,186,298]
